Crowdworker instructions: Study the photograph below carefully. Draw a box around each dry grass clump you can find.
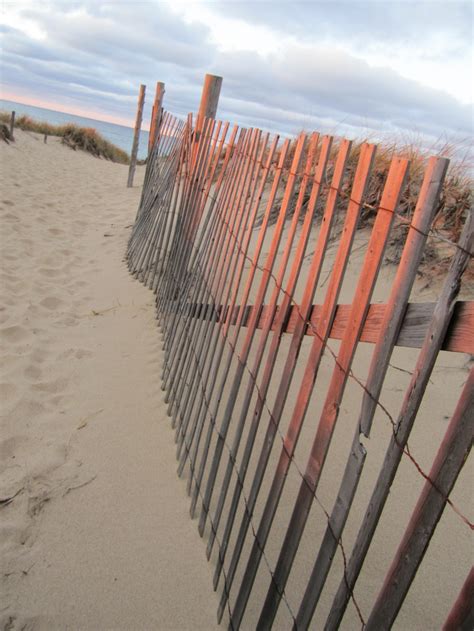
[0,111,130,164]
[270,134,472,273]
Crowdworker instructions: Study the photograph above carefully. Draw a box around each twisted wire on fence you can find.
[127,112,473,630]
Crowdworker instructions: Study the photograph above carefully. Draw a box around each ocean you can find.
[0,99,150,159]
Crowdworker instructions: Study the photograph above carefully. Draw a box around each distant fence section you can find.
[127,76,473,630]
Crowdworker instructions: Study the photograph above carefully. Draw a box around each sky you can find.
[1,0,473,151]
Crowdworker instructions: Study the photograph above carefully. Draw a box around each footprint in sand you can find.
[32,377,69,396]
[2,253,19,262]
[1,200,15,206]
[40,296,65,311]
[47,228,64,237]
[24,365,42,381]
[1,212,20,222]
[0,325,31,344]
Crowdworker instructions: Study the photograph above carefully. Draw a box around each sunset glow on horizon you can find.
[0,89,148,130]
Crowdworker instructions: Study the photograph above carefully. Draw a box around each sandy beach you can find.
[1,130,219,630]
[1,130,472,630]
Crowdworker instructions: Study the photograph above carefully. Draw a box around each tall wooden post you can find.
[195,74,222,138]
[127,84,146,188]
[10,111,15,140]
[148,81,165,153]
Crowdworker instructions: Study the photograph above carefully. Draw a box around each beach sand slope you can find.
[0,131,219,630]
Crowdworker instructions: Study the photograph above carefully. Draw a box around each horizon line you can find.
[0,92,152,132]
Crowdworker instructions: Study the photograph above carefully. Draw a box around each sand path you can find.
[1,131,219,630]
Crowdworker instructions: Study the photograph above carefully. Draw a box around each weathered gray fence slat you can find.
[219,140,373,624]
[257,156,409,628]
[9,110,15,140]
[365,368,473,629]
[294,155,450,630]
[198,132,321,540]
[181,138,290,501]
[325,210,473,630]
[214,136,347,597]
[443,567,474,631]
[127,83,146,188]
[189,134,307,519]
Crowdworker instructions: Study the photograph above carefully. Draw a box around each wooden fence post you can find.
[10,111,15,140]
[148,81,165,153]
[196,73,222,138]
[127,84,146,188]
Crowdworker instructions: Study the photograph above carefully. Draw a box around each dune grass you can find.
[0,111,130,164]
[259,133,473,270]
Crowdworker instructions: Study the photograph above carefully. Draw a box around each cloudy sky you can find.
[1,0,472,150]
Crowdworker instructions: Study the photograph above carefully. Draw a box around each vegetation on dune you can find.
[250,134,472,274]
[0,111,130,164]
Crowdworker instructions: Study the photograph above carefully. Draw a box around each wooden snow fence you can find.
[126,106,473,630]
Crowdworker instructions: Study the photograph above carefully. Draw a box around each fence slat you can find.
[366,368,473,629]
[127,84,146,188]
[443,567,474,631]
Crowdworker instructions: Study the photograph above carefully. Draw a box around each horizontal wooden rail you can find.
[186,301,474,354]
